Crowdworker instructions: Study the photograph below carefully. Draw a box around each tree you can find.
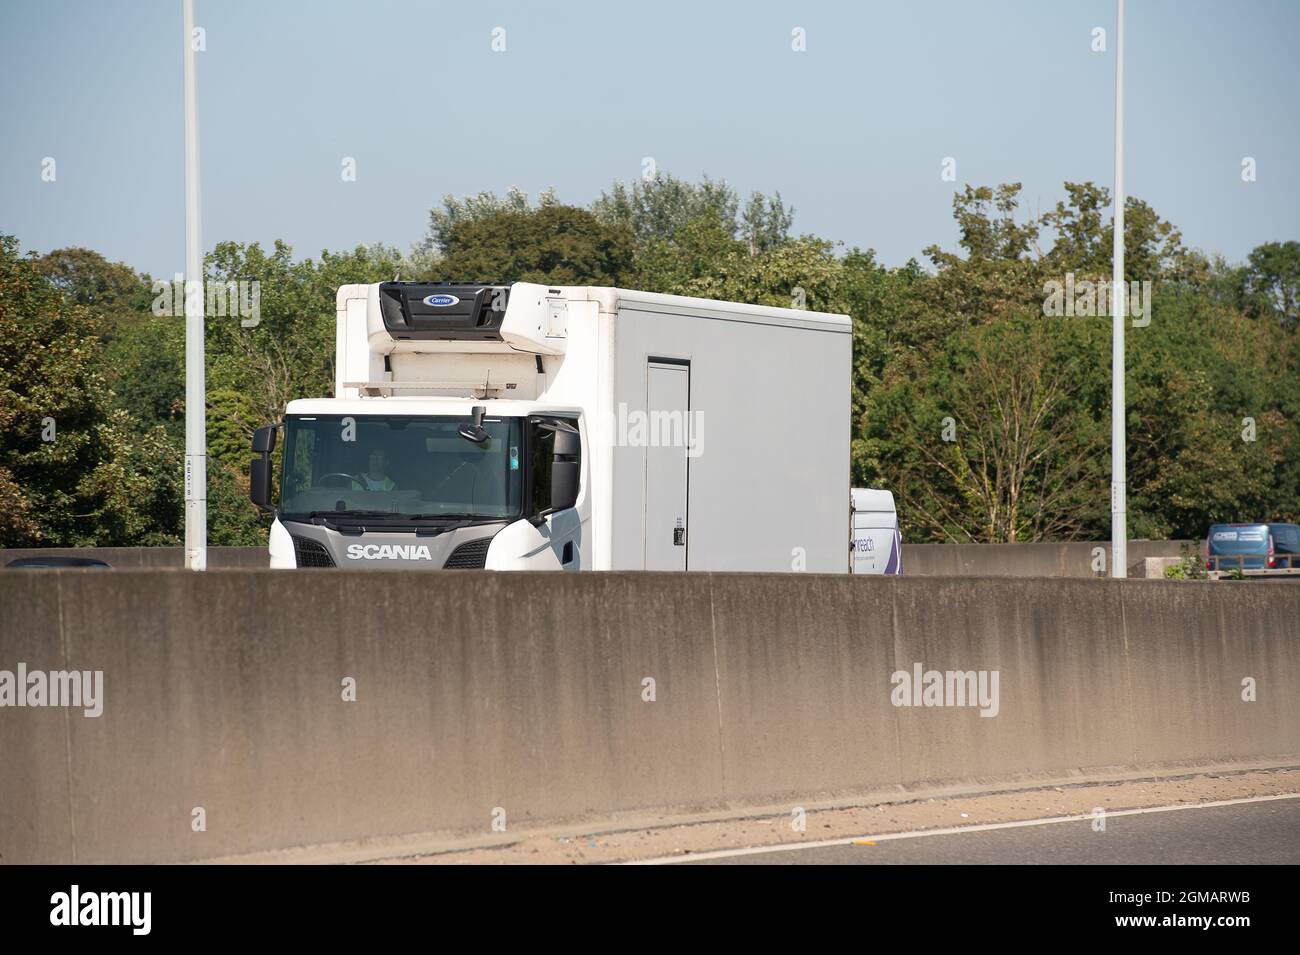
[204,240,404,426]
[1240,240,1300,329]
[196,240,406,544]
[1124,292,1297,537]
[0,235,181,546]
[931,183,1040,266]
[592,172,793,251]
[6,171,1296,551]
[629,216,746,294]
[417,185,559,256]
[101,317,184,439]
[38,247,182,438]
[1040,181,1111,274]
[860,314,1108,543]
[592,173,738,245]
[839,250,928,444]
[921,184,1049,329]
[1041,181,1201,282]
[37,247,153,311]
[740,191,795,255]
[439,205,634,285]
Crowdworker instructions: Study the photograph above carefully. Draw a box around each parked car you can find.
[4,556,112,569]
[1205,522,1300,573]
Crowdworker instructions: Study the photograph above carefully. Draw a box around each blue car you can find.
[1205,522,1300,573]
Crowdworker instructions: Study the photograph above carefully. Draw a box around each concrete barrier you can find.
[1,570,1295,863]
[904,539,1192,577]
[1,540,1195,577]
[1130,556,1184,579]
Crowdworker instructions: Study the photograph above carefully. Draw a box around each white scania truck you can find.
[249,281,901,572]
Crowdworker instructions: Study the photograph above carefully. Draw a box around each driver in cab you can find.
[352,447,396,491]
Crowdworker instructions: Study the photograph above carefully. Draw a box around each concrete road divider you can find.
[903,539,1192,577]
[1,571,1295,863]
[2,539,1194,576]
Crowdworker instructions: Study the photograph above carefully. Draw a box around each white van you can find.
[850,488,902,575]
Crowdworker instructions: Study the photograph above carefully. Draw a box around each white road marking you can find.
[624,792,1300,865]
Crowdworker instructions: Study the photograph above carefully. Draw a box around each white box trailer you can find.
[249,281,899,573]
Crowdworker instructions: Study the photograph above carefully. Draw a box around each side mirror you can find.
[549,428,581,512]
[250,456,273,509]
[250,425,277,509]
[252,425,277,455]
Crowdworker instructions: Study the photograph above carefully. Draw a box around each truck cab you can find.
[256,399,583,569]
[251,282,587,569]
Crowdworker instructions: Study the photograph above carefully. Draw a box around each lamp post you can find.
[183,0,206,571]
[1110,0,1127,579]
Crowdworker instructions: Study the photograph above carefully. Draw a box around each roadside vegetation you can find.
[2,173,1296,546]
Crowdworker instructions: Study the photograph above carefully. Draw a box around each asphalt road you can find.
[688,798,1300,865]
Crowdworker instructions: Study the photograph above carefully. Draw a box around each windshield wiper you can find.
[307,509,393,519]
[406,513,490,522]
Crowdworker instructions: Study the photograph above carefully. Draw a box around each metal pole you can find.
[1111,0,1126,578]
[183,0,206,571]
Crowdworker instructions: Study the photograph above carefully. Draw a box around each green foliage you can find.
[859,313,1109,542]
[199,240,406,543]
[439,205,634,285]
[1041,182,1199,282]
[103,316,184,440]
[626,216,743,293]
[592,172,793,252]
[592,173,737,245]
[206,388,259,468]
[419,185,559,255]
[205,240,404,424]
[4,171,1296,550]
[632,219,838,310]
[1123,293,1295,538]
[0,235,181,546]
[1238,240,1300,328]
[1163,542,1208,580]
[36,247,153,312]
[857,179,1299,542]
[206,458,265,546]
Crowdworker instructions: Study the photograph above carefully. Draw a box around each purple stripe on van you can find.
[884,520,902,575]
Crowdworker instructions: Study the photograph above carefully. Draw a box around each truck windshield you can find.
[279,414,523,521]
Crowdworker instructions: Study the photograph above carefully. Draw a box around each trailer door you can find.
[644,360,690,570]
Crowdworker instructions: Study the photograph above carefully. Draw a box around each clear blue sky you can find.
[2,0,1297,278]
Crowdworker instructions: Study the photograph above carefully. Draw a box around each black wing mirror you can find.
[549,428,581,512]
[250,425,278,509]
[252,425,277,455]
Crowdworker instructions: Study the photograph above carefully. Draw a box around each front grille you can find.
[443,536,491,569]
[292,536,335,567]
